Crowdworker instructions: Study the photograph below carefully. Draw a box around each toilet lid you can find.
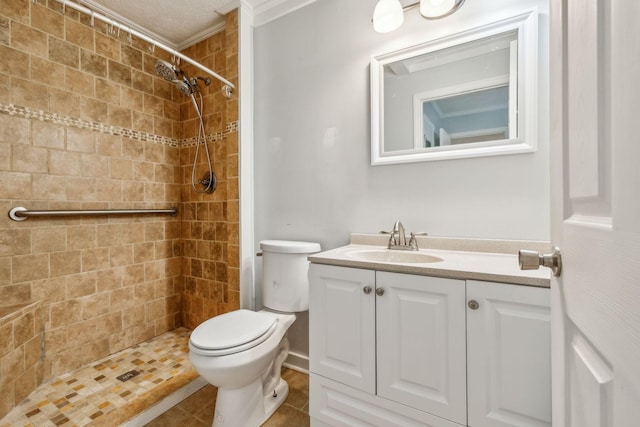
[190,310,277,353]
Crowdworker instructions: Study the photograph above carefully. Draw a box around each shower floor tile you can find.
[0,328,199,427]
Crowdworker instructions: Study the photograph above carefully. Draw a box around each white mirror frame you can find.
[371,9,539,165]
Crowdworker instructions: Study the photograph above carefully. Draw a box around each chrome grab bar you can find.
[8,206,178,221]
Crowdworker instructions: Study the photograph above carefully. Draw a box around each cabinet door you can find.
[309,264,376,393]
[376,272,467,425]
[467,280,551,427]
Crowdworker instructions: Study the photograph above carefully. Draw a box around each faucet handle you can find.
[380,229,398,247]
[408,232,428,250]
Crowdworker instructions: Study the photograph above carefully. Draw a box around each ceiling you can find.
[78,0,315,50]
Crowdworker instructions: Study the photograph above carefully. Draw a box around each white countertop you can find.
[308,235,551,288]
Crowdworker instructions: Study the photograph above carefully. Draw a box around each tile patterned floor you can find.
[144,368,310,427]
[0,328,198,427]
[0,326,310,427]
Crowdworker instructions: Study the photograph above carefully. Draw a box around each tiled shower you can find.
[0,0,239,419]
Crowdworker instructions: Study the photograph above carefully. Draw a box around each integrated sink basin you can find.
[344,249,443,264]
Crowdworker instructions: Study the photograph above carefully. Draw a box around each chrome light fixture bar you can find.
[372,0,465,33]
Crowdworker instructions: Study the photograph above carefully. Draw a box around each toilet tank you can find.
[260,240,321,312]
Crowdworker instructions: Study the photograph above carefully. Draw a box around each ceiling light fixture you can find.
[372,0,465,33]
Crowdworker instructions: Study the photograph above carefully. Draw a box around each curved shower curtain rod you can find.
[43,0,235,90]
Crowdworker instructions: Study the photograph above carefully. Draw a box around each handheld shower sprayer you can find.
[154,59,216,194]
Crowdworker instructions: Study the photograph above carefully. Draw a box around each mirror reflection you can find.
[384,31,517,153]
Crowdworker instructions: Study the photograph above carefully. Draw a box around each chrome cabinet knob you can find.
[375,288,385,296]
[468,300,479,310]
[363,286,372,295]
[518,246,562,277]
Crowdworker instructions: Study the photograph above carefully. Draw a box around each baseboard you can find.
[284,351,309,373]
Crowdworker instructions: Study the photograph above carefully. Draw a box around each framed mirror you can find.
[371,10,539,165]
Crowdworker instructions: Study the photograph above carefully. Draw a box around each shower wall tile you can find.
[0,2,239,420]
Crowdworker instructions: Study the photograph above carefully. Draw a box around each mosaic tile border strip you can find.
[0,104,239,148]
[0,328,198,427]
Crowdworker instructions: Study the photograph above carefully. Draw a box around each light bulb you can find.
[420,0,458,19]
[373,0,404,33]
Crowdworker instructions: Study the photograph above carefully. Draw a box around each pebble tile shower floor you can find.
[0,328,310,426]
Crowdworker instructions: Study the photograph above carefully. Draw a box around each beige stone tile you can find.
[32,226,66,253]
[0,283,31,306]
[49,87,80,117]
[82,247,110,272]
[0,114,30,144]
[79,291,110,320]
[31,56,64,89]
[122,305,145,329]
[31,277,66,305]
[31,173,66,200]
[13,310,34,348]
[65,67,95,98]
[121,45,143,70]
[11,144,48,173]
[121,86,144,111]
[0,0,30,23]
[0,142,10,171]
[0,321,14,358]
[50,250,81,277]
[31,3,64,38]
[96,133,122,157]
[0,229,31,257]
[109,157,133,180]
[79,96,108,123]
[81,49,108,78]
[11,77,49,111]
[109,60,131,85]
[49,298,82,329]
[67,128,96,153]
[48,36,79,69]
[108,104,132,128]
[12,253,49,282]
[65,176,97,201]
[65,17,94,51]
[11,21,47,57]
[32,120,65,149]
[66,271,97,298]
[121,138,145,160]
[95,31,120,61]
[132,69,154,95]
[109,244,133,267]
[96,178,123,201]
[95,77,122,106]
[132,111,155,134]
[95,266,123,293]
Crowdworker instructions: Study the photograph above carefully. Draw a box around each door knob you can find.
[363,286,372,295]
[518,247,562,277]
[375,288,385,296]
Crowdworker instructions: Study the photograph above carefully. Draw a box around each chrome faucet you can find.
[381,221,428,251]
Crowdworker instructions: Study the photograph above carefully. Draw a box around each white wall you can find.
[252,0,549,365]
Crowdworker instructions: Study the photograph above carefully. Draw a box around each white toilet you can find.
[189,240,321,427]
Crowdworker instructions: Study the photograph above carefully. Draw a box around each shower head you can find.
[173,78,194,96]
[155,59,179,81]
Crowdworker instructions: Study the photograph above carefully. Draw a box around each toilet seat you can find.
[190,309,279,356]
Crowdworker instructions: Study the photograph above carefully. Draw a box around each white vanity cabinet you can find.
[309,264,467,426]
[309,264,551,427]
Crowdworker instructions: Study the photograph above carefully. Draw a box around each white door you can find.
[550,1,640,425]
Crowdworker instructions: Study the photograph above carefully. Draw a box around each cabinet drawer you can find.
[310,374,464,427]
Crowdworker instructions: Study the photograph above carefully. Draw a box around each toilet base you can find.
[212,377,289,427]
